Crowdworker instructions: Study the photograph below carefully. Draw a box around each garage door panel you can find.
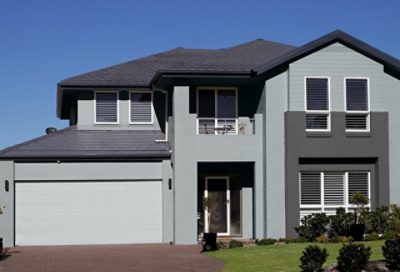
[16,181,162,245]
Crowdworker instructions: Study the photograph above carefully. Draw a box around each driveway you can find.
[0,244,224,272]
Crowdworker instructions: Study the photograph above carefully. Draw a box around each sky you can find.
[0,0,399,149]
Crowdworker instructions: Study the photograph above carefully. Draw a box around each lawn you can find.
[207,241,384,272]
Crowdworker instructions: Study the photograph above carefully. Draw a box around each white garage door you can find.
[15,181,162,246]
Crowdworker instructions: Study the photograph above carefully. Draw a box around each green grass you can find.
[207,241,384,272]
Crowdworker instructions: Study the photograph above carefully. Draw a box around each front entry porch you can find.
[197,162,254,239]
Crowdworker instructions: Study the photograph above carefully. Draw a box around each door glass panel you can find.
[230,177,241,236]
[207,179,227,233]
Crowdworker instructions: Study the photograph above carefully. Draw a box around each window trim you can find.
[129,90,154,125]
[299,171,371,213]
[196,87,239,135]
[304,76,331,132]
[344,77,370,132]
[94,91,120,124]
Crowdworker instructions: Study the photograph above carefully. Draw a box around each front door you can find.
[204,177,230,235]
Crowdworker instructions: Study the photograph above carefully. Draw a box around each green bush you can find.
[383,231,398,240]
[299,245,328,272]
[279,236,309,243]
[295,213,330,242]
[337,243,371,272]
[328,208,353,238]
[388,203,400,234]
[363,206,390,234]
[255,238,276,246]
[216,241,227,250]
[382,236,400,269]
[228,239,243,248]
[363,232,380,241]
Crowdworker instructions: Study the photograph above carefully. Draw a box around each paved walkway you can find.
[0,244,224,272]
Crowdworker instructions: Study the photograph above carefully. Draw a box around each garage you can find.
[15,180,162,246]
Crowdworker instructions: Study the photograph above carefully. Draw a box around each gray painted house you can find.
[1,30,400,246]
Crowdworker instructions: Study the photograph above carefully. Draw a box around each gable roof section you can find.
[59,39,296,87]
[255,30,400,78]
[0,126,170,160]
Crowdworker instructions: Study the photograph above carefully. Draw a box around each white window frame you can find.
[196,87,238,135]
[344,77,370,132]
[129,90,154,125]
[94,91,120,124]
[299,171,371,216]
[304,76,331,132]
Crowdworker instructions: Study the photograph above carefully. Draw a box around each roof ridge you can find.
[0,126,75,155]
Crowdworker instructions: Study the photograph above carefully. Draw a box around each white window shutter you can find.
[96,93,118,123]
[300,172,321,205]
[130,93,152,123]
[324,173,344,205]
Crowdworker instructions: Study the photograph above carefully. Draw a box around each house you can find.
[1,30,400,247]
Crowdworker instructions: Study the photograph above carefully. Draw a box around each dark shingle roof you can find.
[0,126,170,160]
[59,39,296,87]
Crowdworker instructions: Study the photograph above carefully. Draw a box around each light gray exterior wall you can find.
[76,90,163,130]
[0,161,174,246]
[171,86,264,244]
[0,161,14,247]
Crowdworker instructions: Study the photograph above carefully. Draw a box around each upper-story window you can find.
[197,88,238,135]
[345,78,369,131]
[95,92,119,124]
[130,91,153,124]
[305,77,330,131]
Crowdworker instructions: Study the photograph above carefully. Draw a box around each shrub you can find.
[299,245,328,272]
[383,231,398,240]
[388,203,400,234]
[382,236,400,269]
[315,235,329,243]
[295,213,330,242]
[279,236,309,243]
[328,208,353,238]
[329,236,352,243]
[216,241,227,250]
[228,239,243,248]
[337,243,371,272]
[363,206,390,234]
[363,232,380,241]
[256,238,276,246]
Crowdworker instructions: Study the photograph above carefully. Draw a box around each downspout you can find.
[152,87,169,142]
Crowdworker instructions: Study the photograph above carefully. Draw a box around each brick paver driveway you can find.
[0,244,224,272]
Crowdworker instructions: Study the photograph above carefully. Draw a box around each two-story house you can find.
[1,30,400,247]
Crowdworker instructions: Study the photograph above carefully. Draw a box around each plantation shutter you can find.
[306,78,328,110]
[324,173,344,205]
[96,93,118,123]
[130,93,152,123]
[346,79,368,111]
[348,172,369,203]
[198,89,215,118]
[300,172,321,205]
[217,90,236,118]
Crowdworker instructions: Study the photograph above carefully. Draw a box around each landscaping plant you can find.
[295,213,330,242]
[337,243,371,272]
[382,236,400,269]
[328,207,353,238]
[255,238,276,246]
[349,192,369,241]
[228,239,243,248]
[299,245,328,272]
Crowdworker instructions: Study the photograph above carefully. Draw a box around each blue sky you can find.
[0,0,399,149]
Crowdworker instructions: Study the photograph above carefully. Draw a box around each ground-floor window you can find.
[299,171,370,219]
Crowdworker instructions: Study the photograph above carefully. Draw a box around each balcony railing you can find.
[197,118,238,135]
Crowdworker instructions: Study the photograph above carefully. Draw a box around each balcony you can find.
[197,118,255,135]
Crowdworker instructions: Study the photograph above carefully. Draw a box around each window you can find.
[95,92,118,123]
[299,171,370,219]
[345,78,369,131]
[130,91,153,124]
[197,88,238,135]
[305,77,330,131]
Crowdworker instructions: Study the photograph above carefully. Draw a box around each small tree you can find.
[337,243,371,272]
[350,192,369,224]
[299,245,328,272]
[202,196,216,233]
